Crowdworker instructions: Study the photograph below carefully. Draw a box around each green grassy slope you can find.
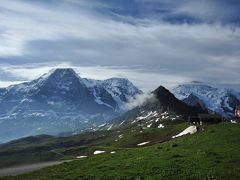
[0,122,187,168]
[6,123,240,180]
[0,131,119,168]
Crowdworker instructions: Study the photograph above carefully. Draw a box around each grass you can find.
[112,122,188,147]
[0,122,187,168]
[4,123,240,179]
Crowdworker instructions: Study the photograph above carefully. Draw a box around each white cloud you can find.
[122,93,154,110]
[0,63,192,91]
[0,0,239,89]
[176,0,240,22]
[0,80,27,88]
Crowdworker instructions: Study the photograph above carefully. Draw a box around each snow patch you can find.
[172,126,197,138]
[76,156,87,159]
[119,120,125,126]
[137,141,150,146]
[147,123,152,128]
[161,112,168,116]
[136,111,157,120]
[118,134,123,139]
[158,124,164,128]
[98,123,106,128]
[107,124,113,131]
[93,150,106,155]
[231,120,237,124]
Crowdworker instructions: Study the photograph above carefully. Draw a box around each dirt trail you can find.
[0,160,73,177]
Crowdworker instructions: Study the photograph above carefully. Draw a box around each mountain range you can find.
[0,68,142,143]
[1,70,239,143]
[104,86,206,130]
[172,81,240,119]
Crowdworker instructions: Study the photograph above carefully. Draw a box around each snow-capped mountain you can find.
[83,77,142,110]
[0,68,142,143]
[104,86,205,130]
[172,81,240,119]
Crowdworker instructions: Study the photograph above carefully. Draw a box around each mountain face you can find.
[172,82,240,119]
[0,68,142,143]
[182,94,207,110]
[105,86,205,130]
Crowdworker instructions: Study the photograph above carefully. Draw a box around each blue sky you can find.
[0,0,240,91]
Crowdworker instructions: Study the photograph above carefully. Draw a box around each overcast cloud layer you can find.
[0,0,240,91]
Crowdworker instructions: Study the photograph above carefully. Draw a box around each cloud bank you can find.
[0,0,239,90]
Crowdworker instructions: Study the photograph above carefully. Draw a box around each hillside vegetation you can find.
[4,123,240,180]
[0,121,187,168]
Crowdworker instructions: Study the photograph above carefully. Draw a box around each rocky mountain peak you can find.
[153,86,171,94]
[152,86,175,101]
[33,68,86,94]
[41,68,81,83]
[0,69,142,143]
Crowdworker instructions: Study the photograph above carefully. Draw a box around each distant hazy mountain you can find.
[0,68,142,143]
[172,81,240,119]
[105,86,205,130]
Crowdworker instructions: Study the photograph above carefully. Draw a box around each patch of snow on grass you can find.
[172,126,197,139]
[76,156,87,159]
[137,141,150,146]
[118,134,123,139]
[93,150,106,155]
[158,124,164,128]
[147,123,152,128]
[231,120,237,124]
[110,151,116,154]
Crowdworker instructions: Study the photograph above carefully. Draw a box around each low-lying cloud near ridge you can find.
[122,93,154,111]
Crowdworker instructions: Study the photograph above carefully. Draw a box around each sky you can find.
[0,0,240,92]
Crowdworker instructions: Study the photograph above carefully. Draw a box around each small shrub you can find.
[207,152,219,156]
[172,144,178,148]
[214,160,221,164]
[172,154,183,158]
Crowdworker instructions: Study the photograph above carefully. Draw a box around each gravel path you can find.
[0,160,73,177]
